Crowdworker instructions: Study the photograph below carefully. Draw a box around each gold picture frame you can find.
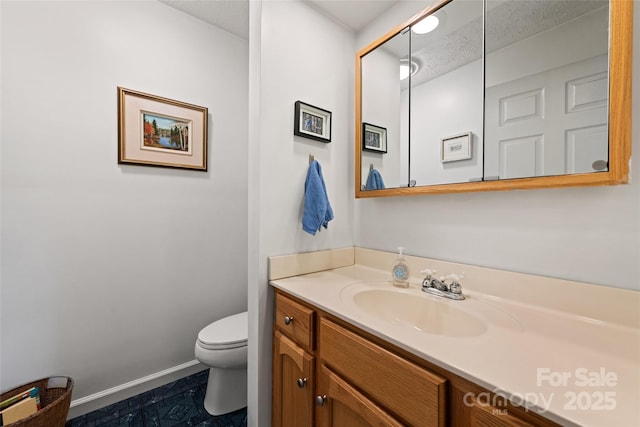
[118,87,208,171]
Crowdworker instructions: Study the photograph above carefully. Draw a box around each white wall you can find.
[407,59,483,185]
[259,0,354,262]
[355,5,640,291]
[1,0,248,402]
[485,6,608,87]
[361,47,404,188]
[248,0,355,424]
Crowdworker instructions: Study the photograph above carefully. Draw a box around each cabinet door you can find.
[465,395,534,427]
[469,403,534,427]
[273,331,314,427]
[315,364,403,427]
[319,318,446,426]
[450,385,556,427]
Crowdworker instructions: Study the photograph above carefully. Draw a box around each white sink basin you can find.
[340,282,521,337]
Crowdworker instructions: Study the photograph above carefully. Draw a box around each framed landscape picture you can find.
[118,87,208,171]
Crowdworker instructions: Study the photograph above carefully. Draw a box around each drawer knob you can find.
[315,395,326,407]
[297,377,307,388]
[284,316,294,325]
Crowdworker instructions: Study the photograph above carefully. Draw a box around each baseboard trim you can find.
[67,360,205,420]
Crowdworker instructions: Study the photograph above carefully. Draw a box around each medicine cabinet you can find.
[355,0,632,197]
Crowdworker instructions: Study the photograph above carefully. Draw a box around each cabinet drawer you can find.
[319,318,446,427]
[275,292,315,350]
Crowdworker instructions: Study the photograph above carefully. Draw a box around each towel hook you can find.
[369,163,374,172]
[309,154,314,164]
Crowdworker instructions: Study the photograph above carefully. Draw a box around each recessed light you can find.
[399,59,419,80]
[412,15,439,35]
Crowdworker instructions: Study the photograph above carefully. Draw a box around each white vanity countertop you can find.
[270,263,640,427]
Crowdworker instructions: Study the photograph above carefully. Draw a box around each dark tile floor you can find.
[66,370,247,427]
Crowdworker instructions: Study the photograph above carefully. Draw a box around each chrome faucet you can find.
[420,269,465,300]
[421,269,446,290]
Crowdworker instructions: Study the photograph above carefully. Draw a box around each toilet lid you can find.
[198,311,247,350]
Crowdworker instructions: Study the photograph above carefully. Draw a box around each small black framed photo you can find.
[294,101,331,143]
[362,123,387,153]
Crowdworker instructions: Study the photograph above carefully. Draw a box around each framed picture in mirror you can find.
[294,101,332,142]
[441,132,472,163]
[362,123,387,153]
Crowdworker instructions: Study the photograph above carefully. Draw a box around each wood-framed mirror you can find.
[355,0,632,198]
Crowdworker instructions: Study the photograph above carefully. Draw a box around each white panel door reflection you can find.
[485,54,608,180]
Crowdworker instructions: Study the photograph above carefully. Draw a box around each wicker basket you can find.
[0,377,73,427]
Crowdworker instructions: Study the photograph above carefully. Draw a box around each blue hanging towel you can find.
[302,160,334,235]
[365,168,386,190]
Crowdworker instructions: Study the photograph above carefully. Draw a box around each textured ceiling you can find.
[158,0,250,39]
[158,0,609,86]
[304,0,400,32]
[159,0,399,40]
[485,0,608,52]
[395,0,609,87]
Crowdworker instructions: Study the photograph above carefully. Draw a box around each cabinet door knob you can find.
[284,316,294,325]
[297,377,307,388]
[315,395,326,406]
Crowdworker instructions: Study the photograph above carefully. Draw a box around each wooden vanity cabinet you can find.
[318,317,446,426]
[316,364,404,426]
[275,292,315,351]
[273,331,315,427]
[272,290,557,427]
[273,293,316,427]
[468,402,534,427]
[448,384,540,427]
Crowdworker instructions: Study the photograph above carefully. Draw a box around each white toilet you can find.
[194,311,248,415]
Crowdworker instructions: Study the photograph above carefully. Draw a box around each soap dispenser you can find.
[391,247,410,288]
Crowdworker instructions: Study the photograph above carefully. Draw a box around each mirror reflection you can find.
[361,30,409,190]
[484,0,610,180]
[409,0,483,186]
[359,0,613,192]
